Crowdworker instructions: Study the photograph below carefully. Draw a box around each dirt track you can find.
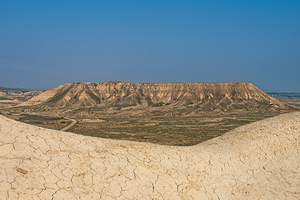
[60,117,77,131]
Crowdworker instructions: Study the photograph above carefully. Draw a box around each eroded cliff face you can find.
[22,82,290,110]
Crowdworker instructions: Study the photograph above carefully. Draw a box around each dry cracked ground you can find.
[0,112,300,199]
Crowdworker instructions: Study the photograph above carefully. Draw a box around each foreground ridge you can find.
[0,112,299,199]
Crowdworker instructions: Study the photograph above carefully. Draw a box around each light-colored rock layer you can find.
[0,112,299,199]
[21,82,289,110]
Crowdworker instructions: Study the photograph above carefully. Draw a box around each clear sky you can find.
[0,1,299,92]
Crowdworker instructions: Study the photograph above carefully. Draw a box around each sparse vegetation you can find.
[152,102,165,107]
[49,117,64,120]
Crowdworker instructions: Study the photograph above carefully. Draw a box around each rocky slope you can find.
[0,112,299,199]
[21,82,291,111]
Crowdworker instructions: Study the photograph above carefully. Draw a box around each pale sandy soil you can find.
[0,112,299,199]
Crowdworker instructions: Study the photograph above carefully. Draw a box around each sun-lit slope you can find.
[0,112,299,199]
[20,82,291,111]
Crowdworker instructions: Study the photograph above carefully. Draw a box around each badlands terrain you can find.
[0,111,299,199]
[2,82,297,145]
[0,82,299,199]
[18,82,287,108]
[0,87,42,109]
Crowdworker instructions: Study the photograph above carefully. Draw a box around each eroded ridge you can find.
[0,112,299,199]
[21,82,290,110]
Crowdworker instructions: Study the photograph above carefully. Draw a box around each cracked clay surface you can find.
[0,112,299,199]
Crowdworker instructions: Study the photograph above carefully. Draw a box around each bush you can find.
[153,102,164,107]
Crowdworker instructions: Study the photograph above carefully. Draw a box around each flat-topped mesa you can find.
[21,82,292,110]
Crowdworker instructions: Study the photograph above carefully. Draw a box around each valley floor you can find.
[1,105,295,145]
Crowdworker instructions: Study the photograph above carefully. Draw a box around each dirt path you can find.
[60,117,77,131]
[20,112,77,132]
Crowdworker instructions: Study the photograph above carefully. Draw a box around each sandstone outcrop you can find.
[21,82,291,111]
[0,112,299,199]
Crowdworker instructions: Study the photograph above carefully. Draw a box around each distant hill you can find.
[268,92,300,107]
[21,82,294,112]
[268,92,300,99]
[0,86,35,92]
[0,87,43,105]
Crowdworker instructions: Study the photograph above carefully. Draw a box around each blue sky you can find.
[0,1,299,92]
